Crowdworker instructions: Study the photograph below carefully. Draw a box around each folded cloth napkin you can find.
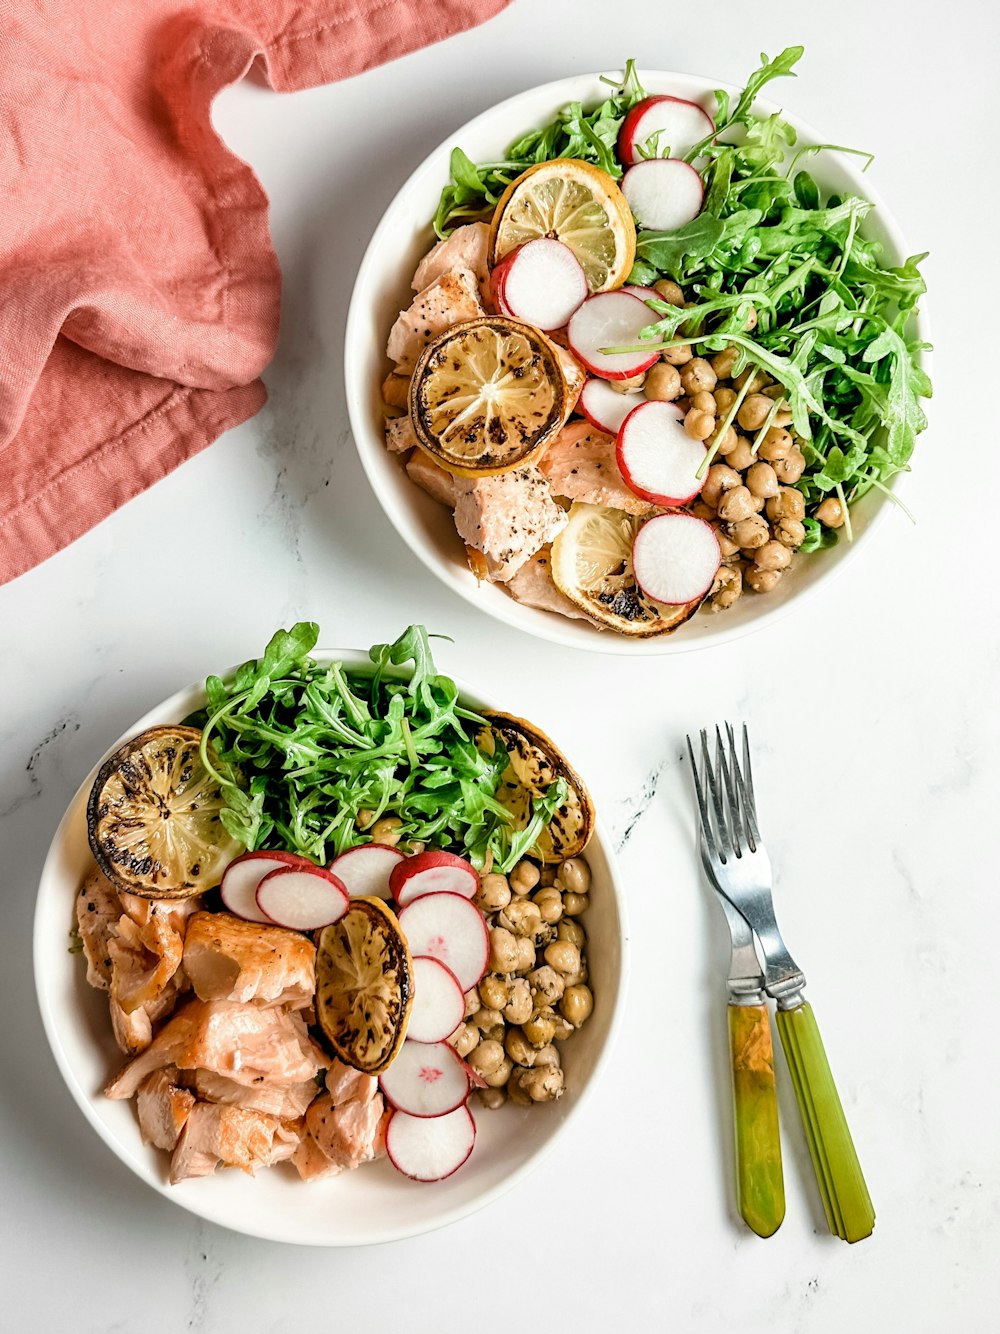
[0,0,509,585]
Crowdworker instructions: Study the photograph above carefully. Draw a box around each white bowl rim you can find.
[32,648,630,1246]
[345,67,930,656]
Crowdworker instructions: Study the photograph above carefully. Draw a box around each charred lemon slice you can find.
[316,897,414,1074]
[551,502,701,638]
[489,160,636,293]
[409,317,567,477]
[479,712,595,864]
[86,725,240,899]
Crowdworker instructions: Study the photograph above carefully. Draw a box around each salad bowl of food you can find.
[34,625,627,1245]
[345,49,930,654]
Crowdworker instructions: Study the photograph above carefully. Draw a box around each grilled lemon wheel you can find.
[550,502,702,637]
[479,712,594,864]
[410,317,567,477]
[316,897,414,1074]
[489,159,636,293]
[86,725,241,899]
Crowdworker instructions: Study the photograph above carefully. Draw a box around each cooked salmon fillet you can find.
[384,414,419,454]
[186,1069,319,1120]
[109,911,185,1015]
[539,420,654,515]
[382,372,410,409]
[405,450,458,507]
[324,1059,377,1105]
[305,1088,384,1172]
[75,866,120,990]
[454,466,568,583]
[412,222,492,307]
[505,548,604,625]
[136,1066,195,1151]
[169,1102,302,1183]
[105,999,325,1100]
[182,912,315,1009]
[386,267,484,373]
[109,972,187,1055]
[291,1132,342,1182]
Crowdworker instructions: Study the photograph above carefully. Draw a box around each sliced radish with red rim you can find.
[622,159,704,232]
[491,239,588,331]
[385,1105,476,1182]
[255,864,350,931]
[397,893,489,991]
[567,292,661,381]
[329,843,405,901]
[618,95,714,166]
[407,956,465,1044]
[579,379,646,436]
[616,400,707,506]
[220,850,314,924]
[378,1039,470,1117]
[623,284,659,302]
[390,850,480,908]
[632,512,721,605]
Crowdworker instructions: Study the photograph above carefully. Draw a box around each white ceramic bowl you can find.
[33,651,627,1246]
[345,70,927,654]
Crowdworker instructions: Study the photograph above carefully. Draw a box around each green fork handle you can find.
[775,1002,875,1242]
[728,1003,784,1237]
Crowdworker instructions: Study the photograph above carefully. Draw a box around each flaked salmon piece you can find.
[137,1066,195,1151]
[291,1132,342,1182]
[75,866,121,990]
[539,420,654,516]
[382,372,411,409]
[105,999,325,1100]
[110,998,153,1055]
[169,1102,302,1183]
[109,911,185,1015]
[405,450,458,507]
[119,893,204,935]
[305,1089,385,1171]
[186,1069,319,1120]
[454,466,568,583]
[386,268,484,374]
[182,912,315,1010]
[505,548,605,625]
[325,1058,378,1106]
[385,414,418,454]
[413,222,492,307]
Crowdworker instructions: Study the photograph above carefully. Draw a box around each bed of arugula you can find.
[435,47,930,550]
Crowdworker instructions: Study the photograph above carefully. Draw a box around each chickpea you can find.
[711,346,739,379]
[475,872,511,914]
[509,860,540,896]
[691,390,717,415]
[464,987,481,1018]
[469,1038,505,1079]
[653,278,684,305]
[556,919,585,948]
[612,371,647,393]
[765,486,806,522]
[701,463,742,509]
[684,409,715,441]
[369,815,402,846]
[523,1010,557,1048]
[474,1006,503,1031]
[681,358,718,396]
[815,496,846,528]
[714,425,739,457]
[507,1074,533,1107]
[449,1023,480,1058]
[715,527,741,558]
[539,865,558,888]
[717,485,755,524]
[532,1045,561,1070]
[503,977,533,1025]
[561,963,589,988]
[774,517,806,549]
[730,513,770,551]
[528,965,565,1004]
[710,562,742,610]
[479,973,509,1011]
[746,565,783,593]
[746,461,779,499]
[714,386,737,415]
[644,361,682,402]
[744,305,758,331]
[483,1056,513,1088]
[502,898,543,939]
[489,927,520,973]
[505,1027,537,1067]
[754,540,792,572]
[661,342,693,366]
[533,886,564,925]
[737,393,773,432]
[773,448,806,485]
[519,1065,565,1102]
[356,808,376,829]
[758,427,793,461]
[725,436,755,471]
[556,858,591,895]
[750,494,766,513]
[561,984,595,1028]
[514,936,537,973]
[476,1085,506,1110]
[733,366,767,394]
[551,1014,574,1042]
[691,500,716,522]
[562,892,590,917]
[544,939,581,976]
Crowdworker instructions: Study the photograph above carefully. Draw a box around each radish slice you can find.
[390,850,480,908]
[407,956,465,1044]
[255,865,350,931]
[219,850,313,924]
[491,238,588,331]
[397,893,489,991]
[329,843,405,901]
[632,513,721,605]
[616,400,707,505]
[567,292,661,381]
[378,1039,470,1118]
[385,1106,476,1182]
[579,379,646,436]
[622,159,704,232]
[623,284,658,301]
[618,95,714,166]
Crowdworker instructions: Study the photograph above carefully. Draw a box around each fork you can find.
[687,723,875,1244]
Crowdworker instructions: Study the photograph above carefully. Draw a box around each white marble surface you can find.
[2,1,997,1328]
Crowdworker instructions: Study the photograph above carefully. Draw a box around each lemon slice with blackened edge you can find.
[316,897,414,1074]
[409,317,567,478]
[550,502,702,638]
[489,159,636,293]
[86,725,241,899]
[479,712,595,864]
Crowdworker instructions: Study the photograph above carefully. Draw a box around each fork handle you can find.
[775,1002,875,1242]
[728,1003,784,1237]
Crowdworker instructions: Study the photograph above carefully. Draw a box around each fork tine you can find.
[685,733,716,857]
[715,724,745,855]
[701,728,733,860]
[726,721,761,849]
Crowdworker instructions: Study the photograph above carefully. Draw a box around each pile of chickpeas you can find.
[626,278,846,610]
[447,855,594,1108]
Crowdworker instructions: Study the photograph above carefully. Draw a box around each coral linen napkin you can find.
[0,0,510,585]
